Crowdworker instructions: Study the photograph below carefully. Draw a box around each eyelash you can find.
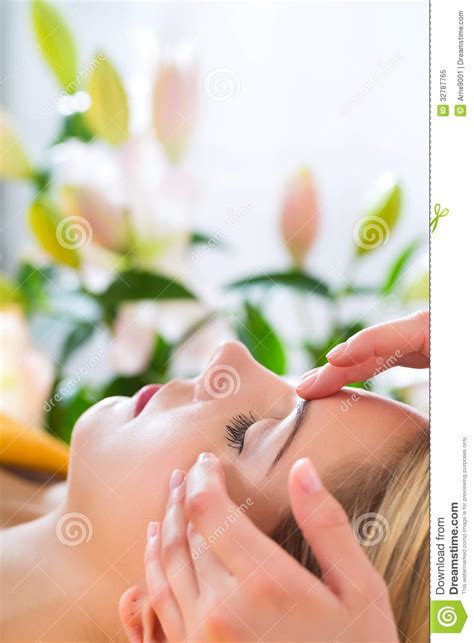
[225,411,257,454]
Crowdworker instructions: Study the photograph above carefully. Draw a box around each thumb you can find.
[288,458,378,600]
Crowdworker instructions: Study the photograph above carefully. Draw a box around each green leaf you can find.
[58,322,96,368]
[53,113,95,145]
[28,197,80,268]
[347,380,372,391]
[380,239,422,295]
[31,0,78,93]
[0,108,34,180]
[335,284,379,297]
[227,270,332,298]
[354,177,402,257]
[190,231,217,245]
[0,274,23,307]
[95,269,197,321]
[101,375,148,398]
[32,167,52,192]
[15,262,58,315]
[402,270,429,303]
[236,302,286,375]
[149,335,173,379]
[45,380,97,444]
[85,53,129,145]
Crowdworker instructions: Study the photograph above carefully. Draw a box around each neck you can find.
[1,508,127,642]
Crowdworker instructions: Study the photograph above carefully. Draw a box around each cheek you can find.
[72,396,130,448]
[225,460,288,535]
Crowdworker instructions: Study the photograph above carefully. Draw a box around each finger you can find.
[119,586,144,643]
[288,458,381,601]
[145,521,185,643]
[185,453,283,577]
[142,602,162,643]
[297,348,429,399]
[161,470,198,616]
[187,521,232,594]
[297,357,382,399]
[326,311,429,366]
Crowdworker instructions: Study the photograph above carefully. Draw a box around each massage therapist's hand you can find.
[297,310,429,399]
[120,453,399,642]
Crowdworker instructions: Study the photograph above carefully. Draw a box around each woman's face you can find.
[67,341,426,575]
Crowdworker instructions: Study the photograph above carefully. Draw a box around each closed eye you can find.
[225,411,257,453]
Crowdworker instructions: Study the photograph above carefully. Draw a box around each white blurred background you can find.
[2,0,428,279]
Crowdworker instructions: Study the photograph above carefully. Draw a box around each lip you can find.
[134,384,162,417]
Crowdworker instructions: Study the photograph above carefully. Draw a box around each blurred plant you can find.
[0,305,54,426]
[280,167,319,267]
[0,0,428,441]
[152,49,199,163]
[0,109,35,180]
[85,52,129,145]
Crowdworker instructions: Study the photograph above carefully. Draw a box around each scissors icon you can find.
[430,203,449,233]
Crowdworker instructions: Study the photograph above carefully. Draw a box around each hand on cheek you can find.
[120,454,399,643]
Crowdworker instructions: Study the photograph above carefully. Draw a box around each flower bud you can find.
[60,185,126,251]
[152,52,198,164]
[280,168,319,267]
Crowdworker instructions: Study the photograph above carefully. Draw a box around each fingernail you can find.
[294,458,322,493]
[198,452,216,463]
[296,371,319,393]
[147,521,158,541]
[169,468,186,491]
[326,342,347,360]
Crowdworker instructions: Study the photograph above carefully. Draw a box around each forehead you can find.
[283,389,427,475]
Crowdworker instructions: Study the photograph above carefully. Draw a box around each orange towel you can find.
[0,412,69,475]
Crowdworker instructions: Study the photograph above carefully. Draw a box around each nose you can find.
[208,340,253,367]
[199,340,293,410]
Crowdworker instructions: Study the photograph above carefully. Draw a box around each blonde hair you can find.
[272,429,429,643]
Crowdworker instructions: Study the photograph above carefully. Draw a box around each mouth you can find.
[134,384,162,417]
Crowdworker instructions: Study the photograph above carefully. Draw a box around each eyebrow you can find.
[268,400,309,471]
